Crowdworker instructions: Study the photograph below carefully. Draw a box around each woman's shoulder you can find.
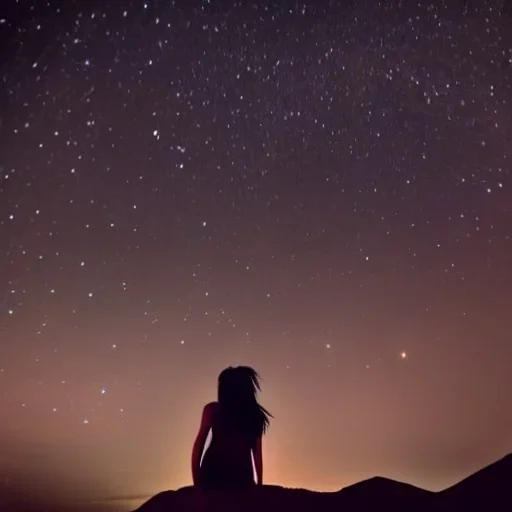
[198,401,218,422]
[204,401,219,413]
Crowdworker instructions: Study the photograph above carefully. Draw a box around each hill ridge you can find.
[132,451,511,512]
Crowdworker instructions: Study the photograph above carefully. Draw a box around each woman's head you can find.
[217,366,272,437]
[218,366,261,403]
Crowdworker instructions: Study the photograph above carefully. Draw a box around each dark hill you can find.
[133,452,512,512]
[335,475,434,511]
[434,453,512,511]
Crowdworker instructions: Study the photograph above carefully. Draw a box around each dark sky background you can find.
[1,0,511,510]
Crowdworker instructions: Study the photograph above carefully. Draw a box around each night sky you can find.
[1,0,511,510]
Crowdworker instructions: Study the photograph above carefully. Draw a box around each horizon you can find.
[1,0,511,510]
[2,450,510,511]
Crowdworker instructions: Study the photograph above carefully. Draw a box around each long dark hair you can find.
[217,366,272,439]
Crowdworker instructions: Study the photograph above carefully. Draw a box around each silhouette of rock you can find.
[127,451,510,512]
[132,485,331,512]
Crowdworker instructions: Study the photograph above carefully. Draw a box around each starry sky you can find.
[1,0,511,510]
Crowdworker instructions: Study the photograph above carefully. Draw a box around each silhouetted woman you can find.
[191,366,272,490]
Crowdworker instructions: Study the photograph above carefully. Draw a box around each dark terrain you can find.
[0,453,509,511]
[133,453,512,512]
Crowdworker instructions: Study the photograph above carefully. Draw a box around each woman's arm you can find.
[252,435,263,485]
[191,403,213,486]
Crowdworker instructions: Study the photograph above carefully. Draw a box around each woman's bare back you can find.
[199,402,255,489]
